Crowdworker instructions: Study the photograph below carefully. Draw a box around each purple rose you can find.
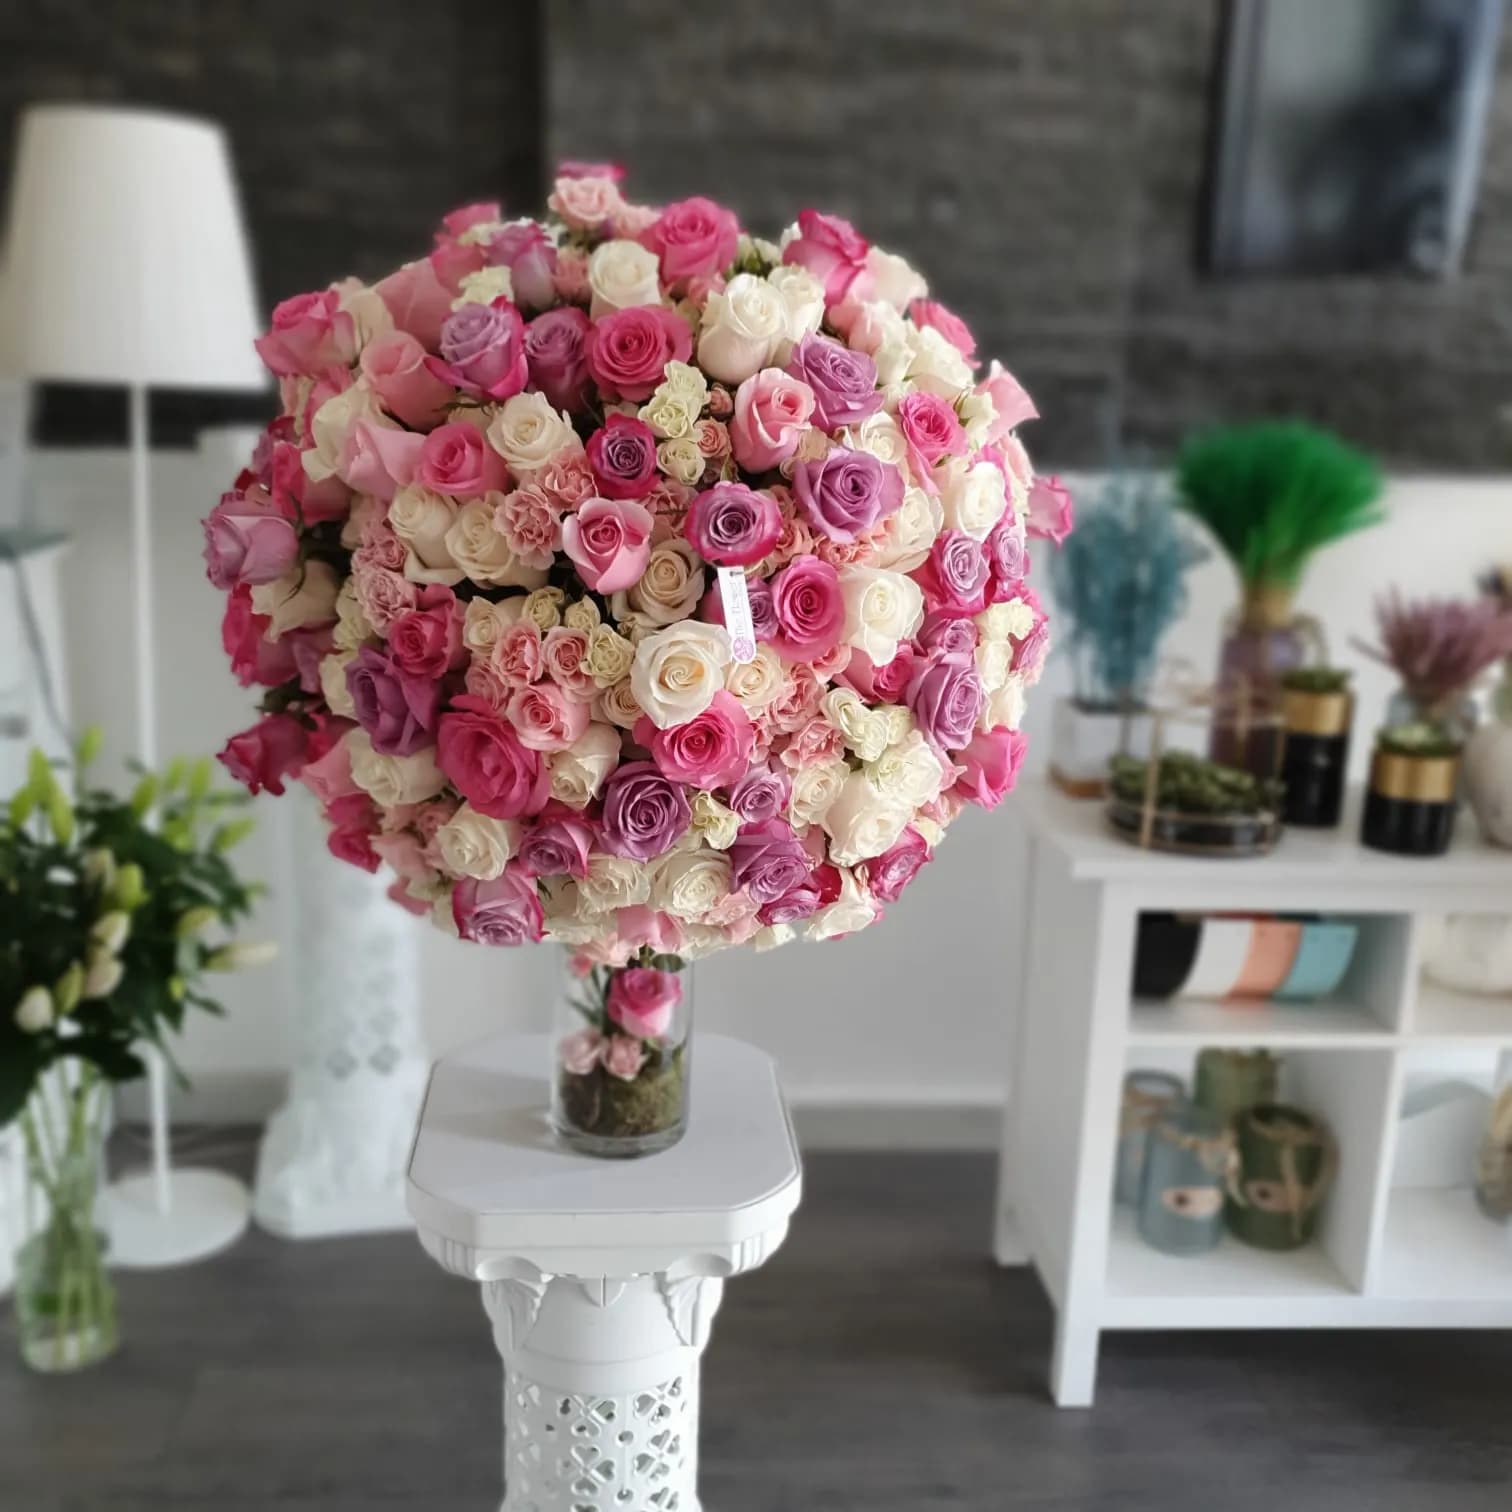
[431,299,527,400]
[930,530,990,608]
[483,222,558,310]
[917,612,979,660]
[727,764,791,824]
[728,818,811,904]
[517,814,595,879]
[1015,619,1050,680]
[453,866,544,946]
[746,578,778,642]
[686,483,782,567]
[525,307,593,413]
[758,878,825,926]
[987,513,1026,583]
[346,645,441,757]
[787,334,882,430]
[791,449,904,543]
[202,485,299,590]
[906,657,984,753]
[599,761,691,861]
[587,413,659,499]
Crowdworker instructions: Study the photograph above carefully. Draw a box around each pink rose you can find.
[254,289,354,377]
[908,298,977,358]
[557,160,626,182]
[637,690,754,788]
[360,331,453,429]
[561,497,654,592]
[375,257,455,350]
[951,726,1029,809]
[558,1028,604,1075]
[782,209,873,305]
[417,423,509,498]
[865,826,931,904]
[642,196,740,282]
[218,713,309,796]
[271,441,350,525]
[221,585,297,688]
[542,627,595,697]
[437,694,551,819]
[548,174,626,233]
[426,298,528,402]
[607,967,683,1040]
[537,450,598,511]
[352,558,418,633]
[388,584,466,680]
[505,682,591,753]
[300,732,361,807]
[493,483,562,571]
[611,906,685,957]
[602,1034,647,1081]
[371,829,433,884]
[1026,475,1075,545]
[452,864,545,947]
[587,413,660,499]
[525,307,594,412]
[729,369,816,473]
[896,392,968,487]
[685,483,782,568]
[202,484,298,590]
[585,306,694,402]
[438,201,500,239]
[977,360,1039,439]
[492,621,545,686]
[485,221,559,311]
[340,422,424,502]
[328,816,381,873]
[770,556,846,659]
[517,810,596,879]
[838,645,917,704]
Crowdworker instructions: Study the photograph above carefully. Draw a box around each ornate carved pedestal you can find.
[407,1034,802,1512]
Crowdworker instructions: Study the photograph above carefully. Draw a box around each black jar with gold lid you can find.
[1360,724,1461,856]
[1280,669,1354,827]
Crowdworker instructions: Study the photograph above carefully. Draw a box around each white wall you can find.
[21,443,1512,1124]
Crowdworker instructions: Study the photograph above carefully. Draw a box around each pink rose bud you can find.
[606,967,684,1041]
[561,497,655,593]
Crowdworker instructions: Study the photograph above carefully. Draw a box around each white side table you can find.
[407,1033,802,1512]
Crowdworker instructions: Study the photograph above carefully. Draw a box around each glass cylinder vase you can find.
[551,948,692,1159]
[14,1066,118,1373]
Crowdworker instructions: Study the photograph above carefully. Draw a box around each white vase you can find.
[1463,718,1512,848]
[1421,914,1512,997]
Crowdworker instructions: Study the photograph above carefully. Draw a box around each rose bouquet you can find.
[205,164,1054,1153]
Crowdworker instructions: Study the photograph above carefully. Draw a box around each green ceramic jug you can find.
[1226,1103,1335,1250]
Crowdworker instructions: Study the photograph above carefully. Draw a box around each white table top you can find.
[406,1034,802,1271]
[1013,777,1512,888]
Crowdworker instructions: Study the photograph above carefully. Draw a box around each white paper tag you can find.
[717,566,757,663]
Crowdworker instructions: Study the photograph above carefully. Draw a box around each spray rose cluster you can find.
[205,166,1058,964]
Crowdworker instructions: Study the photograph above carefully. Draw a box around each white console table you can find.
[407,1033,802,1511]
[996,779,1512,1407]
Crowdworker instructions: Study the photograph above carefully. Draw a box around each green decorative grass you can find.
[1280,666,1352,695]
[1375,722,1463,760]
[1109,750,1282,817]
[1175,422,1383,590]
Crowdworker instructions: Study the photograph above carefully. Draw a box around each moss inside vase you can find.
[556,1042,687,1142]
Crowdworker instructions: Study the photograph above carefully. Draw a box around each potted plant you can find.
[1175,422,1382,709]
[1048,471,1207,797]
[1360,722,1463,856]
[2,734,268,1371]
[1107,750,1283,856]
[1278,666,1354,827]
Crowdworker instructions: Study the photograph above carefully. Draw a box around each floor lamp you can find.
[0,104,267,1267]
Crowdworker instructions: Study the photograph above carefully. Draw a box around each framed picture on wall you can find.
[1209,0,1506,277]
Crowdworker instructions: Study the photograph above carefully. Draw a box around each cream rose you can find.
[806,870,879,942]
[389,486,460,571]
[822,688,892,763]
[521,586,567,631]
[445,501,549,589]
[979,672,1027,732]
[837,565,925,665]
[630,621,732,729]
[653,848,733,921]
[689,790,740,851]
[724,645,786,714]
[333,579,377,651]
[639,361,708,439]
[869,485,942,573]
[656,436,705,486]
[584,624,636,686]
[976,637,1013,694]
[940,460,1008,542]
[820,771,912,866]
[454,265,514,307]
[577,853,652,914]
[548,722,622,808]
[867,730,948,809]
[764,265,825,353]
[595,678,645,729]
[563,597,602,632]
[587,238,663,318]
[842,411,911,476]
[334,278,394,353]
[462,595,524,656]
[614,539,706,627]
[250,560,341,639]
[977,597,1035,643]
[304,381,388,483]
[848,301,913,390]
[905,322,975,398]
[347,730,447,807]
[697,273,787,385]
[434,804,521,880]
[788,757,850,829]
[486,392,580,475]
[318,651,358,718]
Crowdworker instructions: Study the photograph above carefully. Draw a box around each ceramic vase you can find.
[1227,1104,1335,1251]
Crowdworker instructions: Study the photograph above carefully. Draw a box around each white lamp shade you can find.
[0,104,266,390]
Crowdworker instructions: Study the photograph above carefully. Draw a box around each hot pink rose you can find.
[417,423,509,498]
[602,1034,647,1081]
[327,815,381,873]
[202,484,298,590]
[492,621,545,687]
[1026,475,1075,545]
[908,298,977,358]
[525,307,594,413]
[218,714,309,796]
[426,298,528,402]
[729,369,816,473]
[561,497,654,592]
[637,690,754,788]
[642,196,740,282]
[782,209,873,305]
[505,681,591,753]
[838,645,917,704]
[270,441,350,525]
[584,305,694,402]
[587,413,660,499]
[360,331,453,429]
[558,160,626,182]
[300,732,361,807]
[865,826,932,904]
[607,967,683,1040]
[452,864,545,947]
[255,289,354,377]
[388,584,466,680]
[896,391,968,487]
[951,726,1029,809]
[375,257,454,350]
[770,556,846,659]
[437,695,551,819]
[221,585,298,688]
[977,360,1039,439]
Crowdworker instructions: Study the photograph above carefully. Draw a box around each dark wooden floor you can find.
[3,1147,1511,1511]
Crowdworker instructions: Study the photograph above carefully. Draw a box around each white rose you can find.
[878,704,914,746]
[957,388,997,446]
[789,757,850,828]
[462,595,524,656]
[806,869,879,942]
[656,436,705,486]
[613,539,706,627]
[837,565,925,665]
[631,622,732,729]
[842,411,911,477]
[585,624,636,687]
[653,848,733,921]
[869,484,943,573]
[940,460,1008,542]
[548,722,622,808]
[906,322,975,398]
[347,730,447,807]
[851,301,913,389]
[977,597,1035,643]
[640,362,708,439]
[979,672,1027,732]
[866,246,928,310]
[578,853,652,914]
[250,560,340,639]
[822,688,892,763]
[976,638,1013,694]
[752,922,796,953]
[445,499,549,589]
[485,392,580,475]
[697,273,787,385]
[765,265,826,354]
[587,238,663,318]
[689,791,740,850]
[435,805,521,881]
[724,645,785,714]
[820,771,912,866]
[389,486,460,571]
[14,985,53,1034]
[335,278,394,353]
[305,381,389,484]
[867,730,948,809]
[453,265,514,308]
[333,579,376,652]
[319,651,358,718]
